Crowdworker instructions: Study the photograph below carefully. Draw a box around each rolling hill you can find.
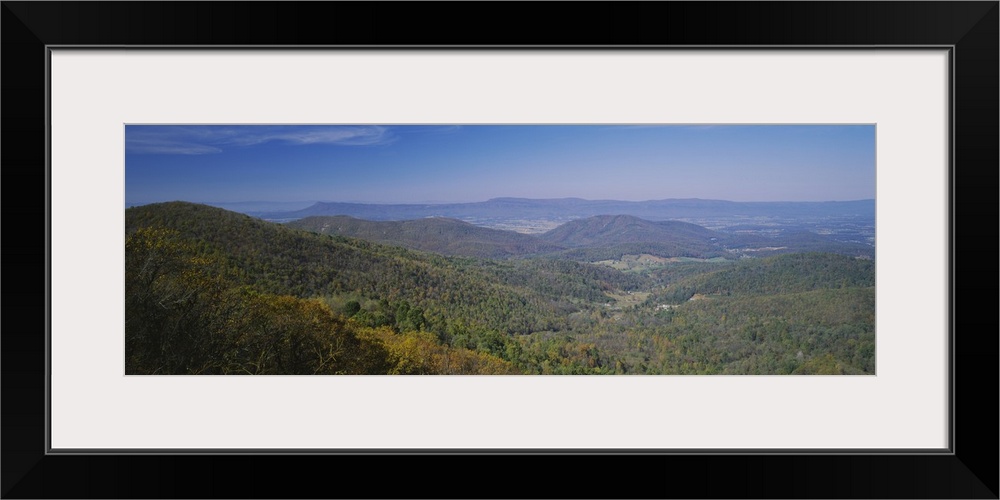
[538,214,724,259]
[124,202,639,335]
[287,215,565,259]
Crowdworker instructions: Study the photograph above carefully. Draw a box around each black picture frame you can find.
[3,2,996,498]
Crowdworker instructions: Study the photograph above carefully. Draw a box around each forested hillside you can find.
[125,202,875,375]
[538,215,725,259]
[647,252,875,304]
[287,215,565,258]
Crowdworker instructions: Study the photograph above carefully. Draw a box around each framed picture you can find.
[5,2,996,498]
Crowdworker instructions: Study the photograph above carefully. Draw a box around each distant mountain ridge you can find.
[257,197,875,221]
[287,212,872,260]
[287,213,735,260]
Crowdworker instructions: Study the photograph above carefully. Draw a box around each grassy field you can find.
[595,254,730,272]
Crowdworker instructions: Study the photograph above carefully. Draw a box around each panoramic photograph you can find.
[125,124,876,375]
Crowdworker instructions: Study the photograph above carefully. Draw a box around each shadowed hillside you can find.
[287,215,565,259]
[538,214,725,259]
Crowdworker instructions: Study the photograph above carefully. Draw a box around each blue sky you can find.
[125,124,875,204]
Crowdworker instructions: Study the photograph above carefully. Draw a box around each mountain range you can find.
[256,197,875,222]
[288,212,873,260]
[124,201,876,375]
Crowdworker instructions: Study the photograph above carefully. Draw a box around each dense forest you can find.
[125,202,875,375]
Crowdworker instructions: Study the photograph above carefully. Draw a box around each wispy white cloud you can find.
[126,125,394,154]
[125,139,222,155]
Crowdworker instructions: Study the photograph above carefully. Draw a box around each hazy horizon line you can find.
[126,196,877,207]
